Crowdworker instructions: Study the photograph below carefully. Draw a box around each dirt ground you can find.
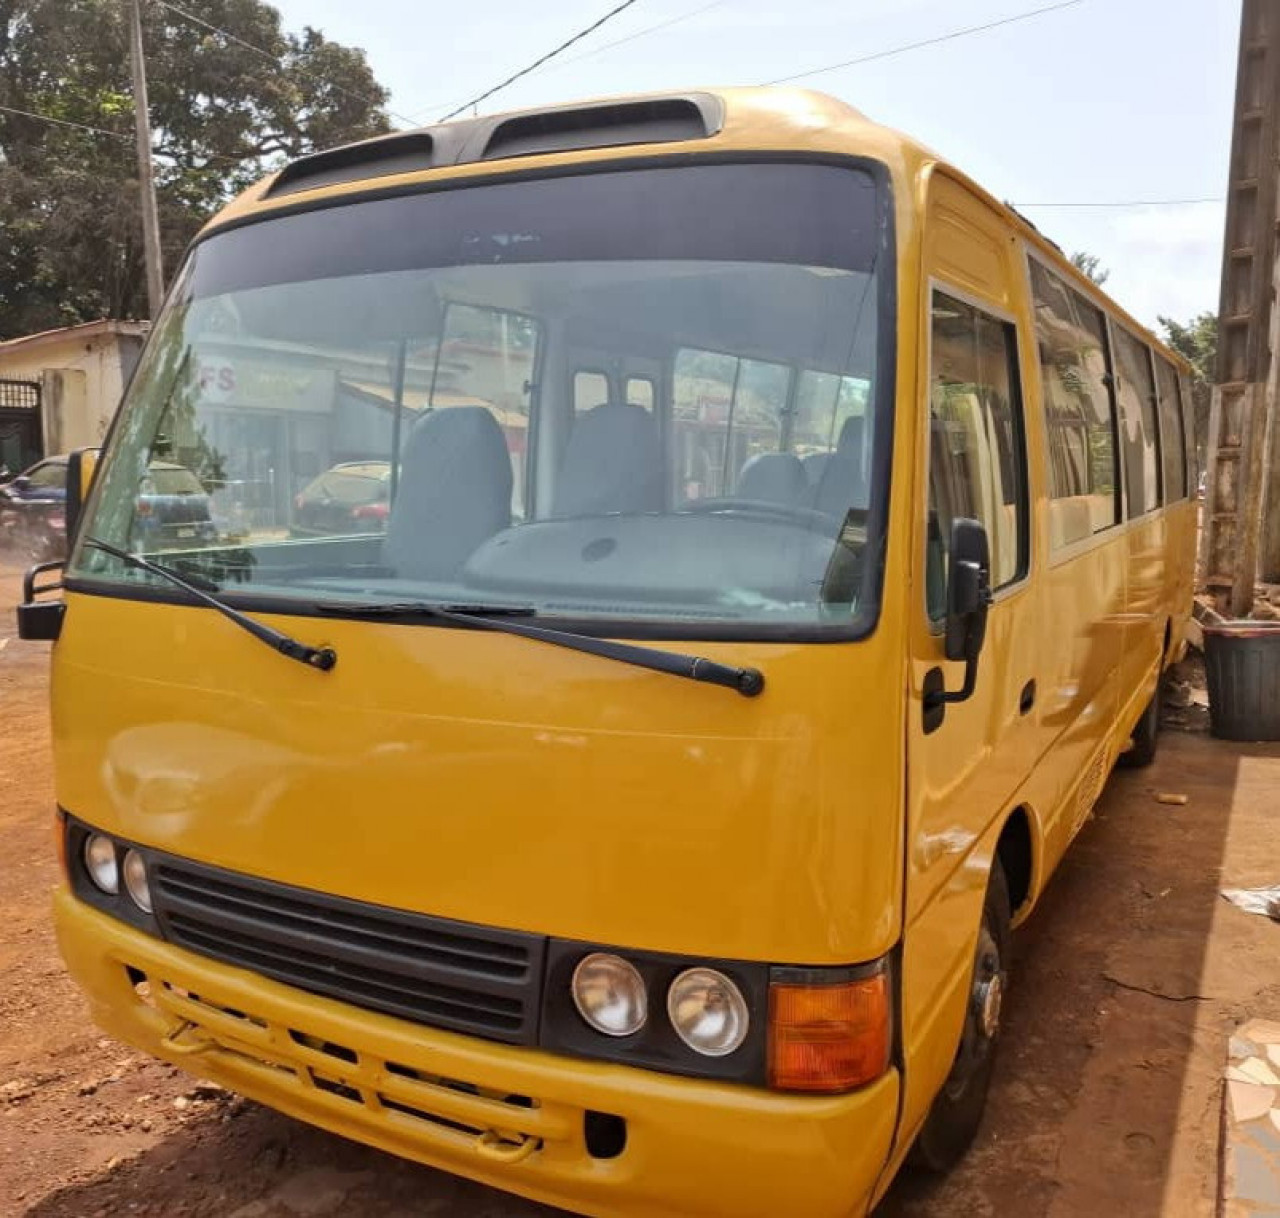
[4,555,1280,1218]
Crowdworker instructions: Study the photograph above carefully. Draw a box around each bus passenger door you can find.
[898,177,1043,1150]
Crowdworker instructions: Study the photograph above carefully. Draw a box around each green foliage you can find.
[1069,251,1110,287]
[1158,312,1217,454]
[0,0,392,339]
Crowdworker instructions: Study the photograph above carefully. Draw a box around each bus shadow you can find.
[882,727,1280,1216]
[23,1098,566,1217]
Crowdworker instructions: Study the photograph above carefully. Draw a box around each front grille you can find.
[150,858,545,1045]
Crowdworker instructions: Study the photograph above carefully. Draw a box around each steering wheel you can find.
[679,496,836,532]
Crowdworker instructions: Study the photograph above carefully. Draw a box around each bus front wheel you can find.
[909,861,1011,1173]
[1119,672,1165,769]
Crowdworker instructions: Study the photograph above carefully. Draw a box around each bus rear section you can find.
[45,94,915,1218]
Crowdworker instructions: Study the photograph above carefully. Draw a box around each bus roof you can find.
[202,86,1190,374]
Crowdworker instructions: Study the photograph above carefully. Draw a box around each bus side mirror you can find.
[923,518,992,732]
[64,447,102,546]
[944,518,991,664]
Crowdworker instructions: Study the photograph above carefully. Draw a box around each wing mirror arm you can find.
[16,448,100,644]
[923,518,993,730]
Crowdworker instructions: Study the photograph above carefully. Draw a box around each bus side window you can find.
[1111,324,1162,516]
[574,370,610,413]
[1029,260,1120,546]
[626,376,655,411]
[1154,355,1188,500]
[927,289,1029,624]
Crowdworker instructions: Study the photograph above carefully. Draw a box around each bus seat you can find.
[554,403,663,517]
[812,416,867,517]
[384,406,512,580]
[802,452,831,486]
[737,452,807,504]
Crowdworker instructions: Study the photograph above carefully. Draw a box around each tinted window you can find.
[574,371,609,413]
[927,290,1027,621]
[791,371,871,461]
[146,466,205,496]
[1154,356,1187,500]
[310,466,389,505]
[672,350,791,499]
[626,377,655,411]
[29,461,66,489]
[191,163,883,299]
[1112,325,1161,516]
[1029,260,1119,546]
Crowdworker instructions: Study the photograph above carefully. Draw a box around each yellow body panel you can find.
[53,593,906,963]
[46,87,1197,1215]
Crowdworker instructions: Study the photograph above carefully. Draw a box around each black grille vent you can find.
[267,132,439,198]
[480,96,722,161]
[151,859,544,1044]
[259,93,725,199]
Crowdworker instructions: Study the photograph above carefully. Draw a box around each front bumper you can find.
[56,888,899,1218]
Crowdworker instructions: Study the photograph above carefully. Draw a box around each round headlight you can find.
[571,953,647,1037]
[667,968,749,1057]
[83,834,119,894]
[121,849,152,913]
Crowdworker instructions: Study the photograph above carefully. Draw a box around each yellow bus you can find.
[21,88,1196,1215]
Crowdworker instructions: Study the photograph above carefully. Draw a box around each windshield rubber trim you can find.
[66,151,896,646]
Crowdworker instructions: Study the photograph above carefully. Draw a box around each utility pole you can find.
[127,0,165,319]
[1202,0,1280,616]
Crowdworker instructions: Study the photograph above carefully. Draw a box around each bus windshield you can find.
[71,162,891,633]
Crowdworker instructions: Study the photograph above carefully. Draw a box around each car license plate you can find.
[177,527,195,538]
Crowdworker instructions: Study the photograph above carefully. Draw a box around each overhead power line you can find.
[763,0,1084,86]
[155,0,419,128]
[555,0,726,70]
[0,102,130,140]
[405,0,723,124]
[0,101,1230,212]
[440,0,642,122]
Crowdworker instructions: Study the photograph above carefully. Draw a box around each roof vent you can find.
[266,132,437,198]
[480,94,723,162]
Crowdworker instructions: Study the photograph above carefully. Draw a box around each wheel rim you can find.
[943,914,1005,1100]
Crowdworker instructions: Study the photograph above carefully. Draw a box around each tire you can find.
[909,861,1011,1173]
[1118,669,1164,769]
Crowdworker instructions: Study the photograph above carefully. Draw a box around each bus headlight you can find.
[668,968,749,1056]
[121,849,153,913]
[83,834,120,894]
[572,953,647,1037]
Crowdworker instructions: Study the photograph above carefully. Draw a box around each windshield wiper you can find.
[85,537,337,672]
[315,600,764,697]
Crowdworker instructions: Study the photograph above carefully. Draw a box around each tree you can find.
[1158,312,1217,459]
[1070,251,1110,287]
[0,0,392,339]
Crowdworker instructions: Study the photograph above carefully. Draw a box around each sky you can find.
[272,0,1240,332]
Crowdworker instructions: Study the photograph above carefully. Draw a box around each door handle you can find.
[1019,679,1036,716]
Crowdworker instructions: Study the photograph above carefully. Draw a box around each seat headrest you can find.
[736,452,807,505]
[836,415,865,454]
[554,403,663,517]
[383,406,512,580]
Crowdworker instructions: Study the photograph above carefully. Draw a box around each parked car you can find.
[292,461,392,537]
[0,455,68,560]
[134,462,220,549]
[0,456,217,560]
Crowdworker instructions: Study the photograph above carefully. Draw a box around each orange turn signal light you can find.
[767,972,891,1093]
